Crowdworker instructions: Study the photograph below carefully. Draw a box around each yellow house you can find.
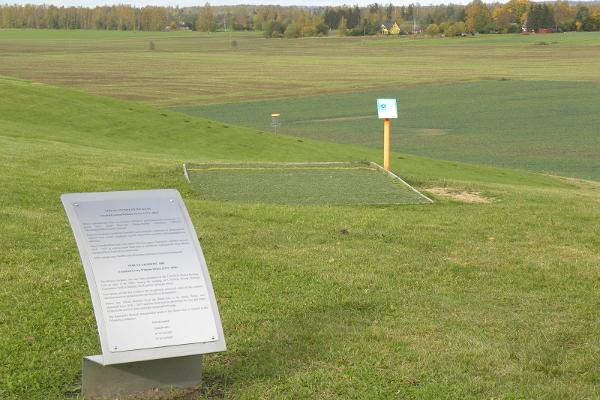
[381,22,401,35]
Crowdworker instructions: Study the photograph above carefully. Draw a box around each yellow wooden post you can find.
[383,118,391,171]
[377,98,397,171]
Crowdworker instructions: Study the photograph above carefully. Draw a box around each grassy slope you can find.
[176,80,600,181]
[0,30,599,106]
[0,78,375,163]
[0,78,561,188]
[1,79,599,399]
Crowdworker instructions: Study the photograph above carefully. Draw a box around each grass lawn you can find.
[1,78,600,399]
[186,162,431,205]
[176,80,600,181]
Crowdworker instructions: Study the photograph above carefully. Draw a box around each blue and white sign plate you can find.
[376,99,398,119]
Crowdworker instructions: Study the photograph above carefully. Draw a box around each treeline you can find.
[0,5,170,31]
[1,1,599,36]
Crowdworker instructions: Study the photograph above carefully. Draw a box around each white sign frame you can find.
[61,189,226,365]
[377,98,398,119]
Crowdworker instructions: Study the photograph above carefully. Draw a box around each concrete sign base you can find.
[82,354,203,398]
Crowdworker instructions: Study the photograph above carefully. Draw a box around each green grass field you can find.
[1,29,600,399]
[186,162,431,205]
[0,30,599,106]
[1,76,600,400]
[176,80,600,181]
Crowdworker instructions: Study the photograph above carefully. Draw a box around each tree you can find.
[323,7,340,29]
[349,5,361,28]
[505,0,530,24]
[196,2,215,32]
[492,5,512,33]
[0,2,593,34]
[367,3,382,25]
[466,0,491,33]
[527,4,542,31]
[575,6,592,31]
[338,15,348,35]
[542,4,556,29]
[553,0,573,31]
[231,5,252,30]
[431,5,447,24]
[253,5,270,31]
[140,7,166,31]
[392,7,403,25]
[528,3,554,31]
[591,8,600,31]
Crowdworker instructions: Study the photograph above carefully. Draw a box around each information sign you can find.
[61,189,226,365]
[376,99,398,119]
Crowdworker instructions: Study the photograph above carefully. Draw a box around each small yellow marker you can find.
[271,113,281,134]
[376,99,398,171]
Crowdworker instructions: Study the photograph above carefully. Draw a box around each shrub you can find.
[454,21,467,34]
[284,23,301,38]
[264,20,286,38]
[426,23,440,37]
[439,22,451,34]
[315,22,329,36]
[347,27,363,36]
[446,24,458,37]
[303,25,317,37]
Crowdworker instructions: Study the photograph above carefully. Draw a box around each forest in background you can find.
[1,1,599,37]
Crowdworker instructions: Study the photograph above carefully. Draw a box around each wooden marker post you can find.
[376,99,398,171]
[383,118,391,171]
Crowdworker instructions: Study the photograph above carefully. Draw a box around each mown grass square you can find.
[185,162,431,205]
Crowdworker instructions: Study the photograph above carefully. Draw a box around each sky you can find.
[4,0,477,7]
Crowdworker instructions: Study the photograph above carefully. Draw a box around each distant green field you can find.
[0,30,599,106]
[176,80,600,181]
[2,29,598,180]
[186,162,431,205]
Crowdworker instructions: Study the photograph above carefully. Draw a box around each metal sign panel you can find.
[61,189,226,365]
[376,98,398,119]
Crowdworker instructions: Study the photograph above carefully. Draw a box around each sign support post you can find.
[383,118,391,171]
[376,99,398,172]
[82,354,203,398]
